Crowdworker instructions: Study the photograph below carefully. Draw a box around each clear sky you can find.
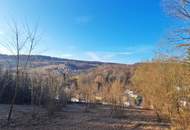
[0,0,176,63]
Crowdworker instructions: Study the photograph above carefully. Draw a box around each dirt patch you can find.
[0,103,170,130]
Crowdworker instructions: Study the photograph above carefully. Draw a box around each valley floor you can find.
[0,103,169,130]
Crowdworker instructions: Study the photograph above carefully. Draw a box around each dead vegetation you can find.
[0,103,170,130]
[132,61,190,130]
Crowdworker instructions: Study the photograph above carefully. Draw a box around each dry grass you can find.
[0,103,170,130]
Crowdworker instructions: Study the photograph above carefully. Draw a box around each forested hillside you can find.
[0,54,117,74]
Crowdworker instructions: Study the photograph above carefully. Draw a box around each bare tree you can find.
[163,0,190,47]
[0,20,40,122]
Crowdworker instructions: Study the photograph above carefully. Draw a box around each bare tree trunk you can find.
[8,32,20,122]
[155,110,162,122]
[31,81,36,118]
[38,85,43,106]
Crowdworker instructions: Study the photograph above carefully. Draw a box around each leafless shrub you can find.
[132,60,190,129]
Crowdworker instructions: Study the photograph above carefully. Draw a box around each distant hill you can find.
[75,64,134,86]
[0,54,121,75]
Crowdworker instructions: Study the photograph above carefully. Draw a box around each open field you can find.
[0,103,170,130]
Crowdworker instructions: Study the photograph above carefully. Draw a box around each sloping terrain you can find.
[0,54,134,76]
[75,64,134,87]
[0,54,117,74]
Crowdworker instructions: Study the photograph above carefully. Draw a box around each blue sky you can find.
[0,0,176,63]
